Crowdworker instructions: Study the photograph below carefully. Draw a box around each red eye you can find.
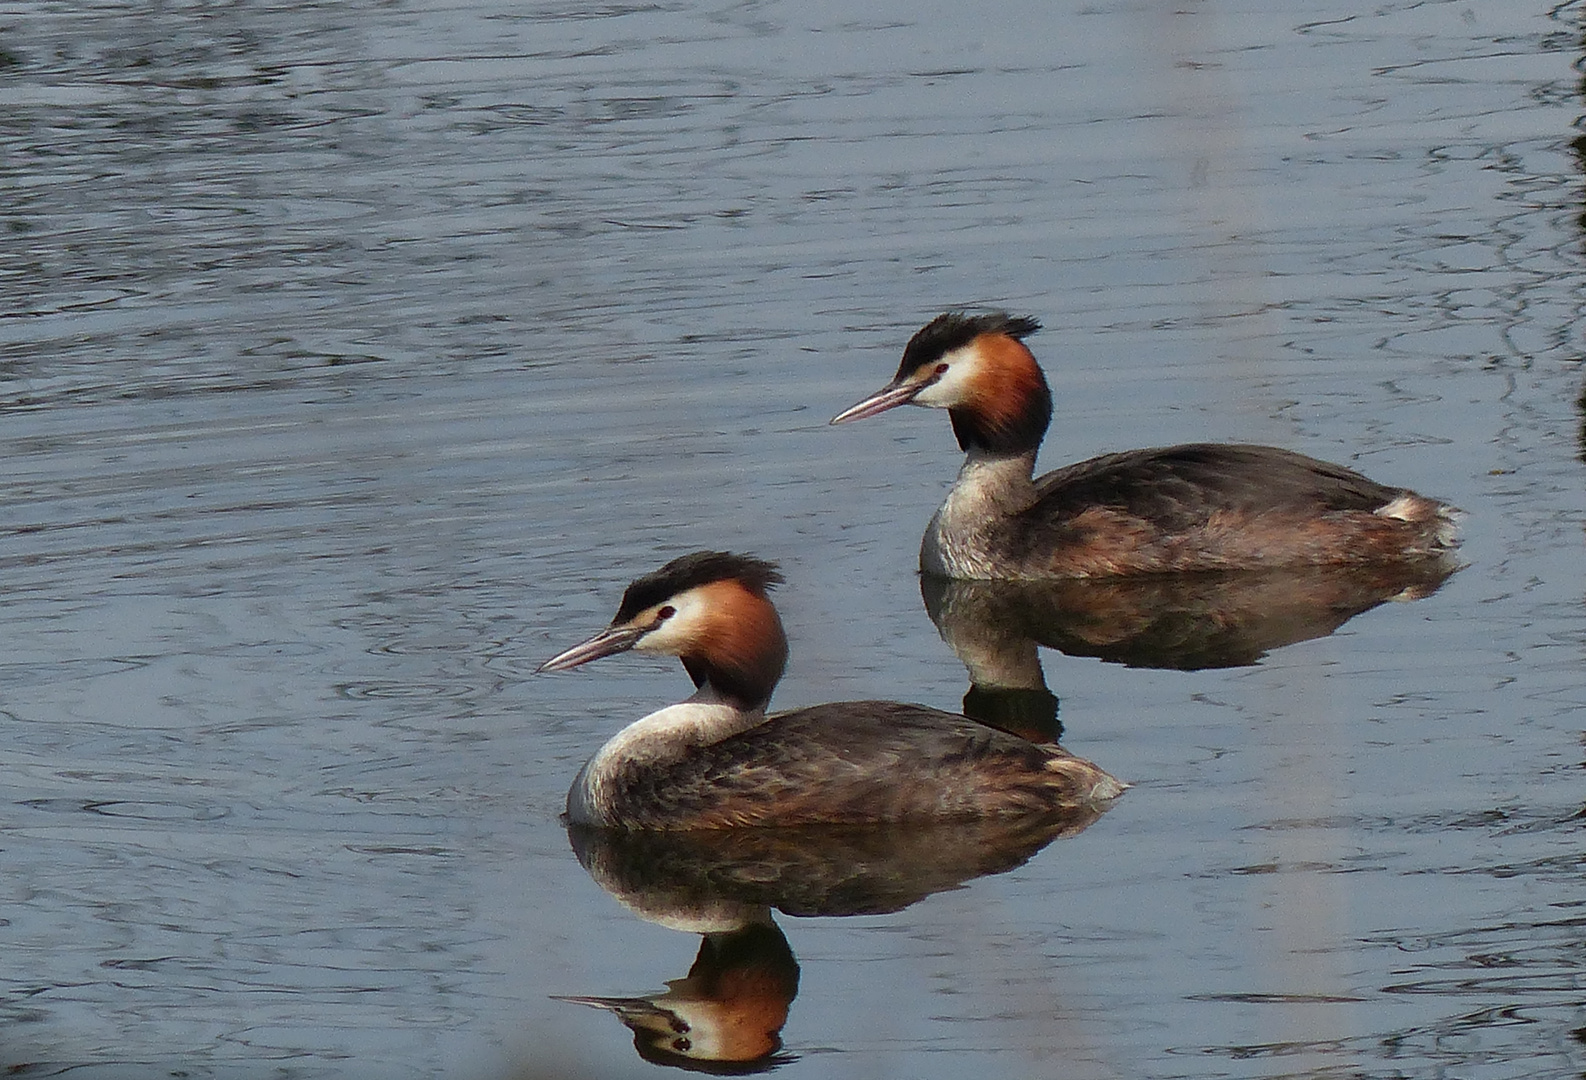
[658,605,676,619]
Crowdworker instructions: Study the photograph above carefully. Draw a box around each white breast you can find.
[923,450,1039,578]
[566,700,765,826]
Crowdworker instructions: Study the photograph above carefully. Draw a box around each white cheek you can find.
[910,344,981,408]
[634,589,710,653]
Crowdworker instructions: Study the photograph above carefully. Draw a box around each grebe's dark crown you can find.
[896,311,1042,379]
[614,551,784,623]
[899,312,1051,456]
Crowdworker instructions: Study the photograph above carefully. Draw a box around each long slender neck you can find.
[922,450,1042,578]
[948,448,1041,512]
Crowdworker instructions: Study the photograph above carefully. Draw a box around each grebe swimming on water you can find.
[539,551,1123,830]
[832,312,1460,580]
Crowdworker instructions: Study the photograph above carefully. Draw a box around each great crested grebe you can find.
[832,312,1461,580]
[539,551,1123,830]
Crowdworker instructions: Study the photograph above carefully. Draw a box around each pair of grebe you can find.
[543,312,1459,831]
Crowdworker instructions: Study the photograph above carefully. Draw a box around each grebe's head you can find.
[540,551,789,711]
[830,311,1052,455]
[556,921,797,1071]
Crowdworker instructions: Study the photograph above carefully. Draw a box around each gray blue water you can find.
[2,1,1585,1076]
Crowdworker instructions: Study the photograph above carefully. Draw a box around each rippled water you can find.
[2,0,1584,1077]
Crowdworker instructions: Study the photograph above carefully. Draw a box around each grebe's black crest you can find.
[897,311,1042,379]
[614,551,784,624]
[905,311,1052,456]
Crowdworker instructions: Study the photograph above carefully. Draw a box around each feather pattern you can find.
[579,700,1123,831]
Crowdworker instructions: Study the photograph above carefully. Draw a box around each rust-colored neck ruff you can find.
[678,580,788,712]
[948,333,1052,456]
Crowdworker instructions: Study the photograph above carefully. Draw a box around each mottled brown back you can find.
[596,701,1116,830]
[1001,443,1455,575]
[1032,444,1403,526]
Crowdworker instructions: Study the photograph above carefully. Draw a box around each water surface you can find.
[2,1,1585,1077]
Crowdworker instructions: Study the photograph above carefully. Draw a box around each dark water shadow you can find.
[1577,381,1586,463]
[1563,14,1586,462]
[557,810,1107,1070]
[920,561,1456,741]
[923,561,1457,674]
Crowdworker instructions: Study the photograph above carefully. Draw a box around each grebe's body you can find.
[541,552,1122,830]
[833,313,1460,580]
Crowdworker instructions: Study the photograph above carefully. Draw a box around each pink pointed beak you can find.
[830,378,930,424]
[537,624,646,673]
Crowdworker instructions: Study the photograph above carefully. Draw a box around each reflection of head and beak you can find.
[558,807,1110,1070]
[558,920,799,1073]
[922,561,1458,699]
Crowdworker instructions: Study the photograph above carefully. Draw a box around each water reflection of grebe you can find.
[557,920,798,1074]
[566,814,1106,922]
[559,807,1108,1071]
[922,561,1458,676]
[833,312,1461,580]
[540,552,1122,830]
